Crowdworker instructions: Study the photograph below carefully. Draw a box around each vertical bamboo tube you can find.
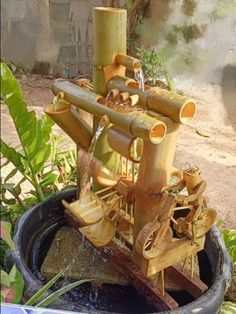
[133,117,179,246]
[92,7,127,191]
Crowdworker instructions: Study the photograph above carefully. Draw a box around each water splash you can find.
[134,68,145,91]
[89,289,99,303]
[80,120,106,193]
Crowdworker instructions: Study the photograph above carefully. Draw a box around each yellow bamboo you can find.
[114,53,141,73]
[92,7,127,191]
[133,117,180,245]
[108,127,143,162]
[93,7,127,96]
[108,76,196,124]
[52,80,166,144]
[44,103,92,151]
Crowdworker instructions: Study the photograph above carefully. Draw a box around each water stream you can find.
[134,68,145,92]
[80,120,106,194]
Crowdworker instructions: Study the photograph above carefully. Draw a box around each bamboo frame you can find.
[114,53,141,73]
[133,117,180,245]
[108,126,143,162]
[52,80,167,144]
[44,103,92,150]
[107,76,196,124]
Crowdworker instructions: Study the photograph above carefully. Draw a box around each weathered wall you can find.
[141,0,236,83]
[1,0,236,82]
[1,0,124,76]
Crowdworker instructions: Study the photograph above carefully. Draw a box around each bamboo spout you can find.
[44,103,92,150]
[108,76,197,124]
[114,53,141,73]
[52,80,166,144]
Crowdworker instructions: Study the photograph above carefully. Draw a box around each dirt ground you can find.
[1,74,236,229]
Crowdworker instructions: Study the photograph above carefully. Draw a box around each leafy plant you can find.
[1,265,24,304]
[0,221,24,304]
[222,229,236,263]
[136,48,174,90]
[1,63,77,225]
[25,265,91,308]
[1,62,54,202]
[0,221,91,307]
[220,301,236,314]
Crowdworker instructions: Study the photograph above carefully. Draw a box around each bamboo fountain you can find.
[44,7,217,311]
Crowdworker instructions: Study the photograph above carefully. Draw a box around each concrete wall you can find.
[1,0,236,82]
[141,0,236,84]
[1,0,123,77]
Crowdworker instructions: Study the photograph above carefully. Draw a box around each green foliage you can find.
[0,223,88,307]
[0,221,15,250]
[166,23,206,46]
[1,265,24,303]
[136,48,174,90]
[25,265,91,308]
[1,62,54,202]
[0,221,24,304]
[210,0,236,21]
[181,0,198,17]
[25,266,70,306]
[220,301,236,314]
[222,229,236,263]
[1,63,77,224]
[36,279,91,308]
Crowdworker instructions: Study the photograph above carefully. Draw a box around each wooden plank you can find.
[99,243,179,311]
[166,265,208,298]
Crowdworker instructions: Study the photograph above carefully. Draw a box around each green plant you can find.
[1,62,54,202]
[136,48,174,90]
[222,229,236,263]
[1,63,77,224]
[25,265,91,308]
[0,220,91,307]
[0,221,24,303]
[220,301,236,314]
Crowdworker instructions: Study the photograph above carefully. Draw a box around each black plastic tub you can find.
[8,189,232,314]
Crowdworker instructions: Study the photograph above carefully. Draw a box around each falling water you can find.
[80,120,106,194]
[134,68,145,91]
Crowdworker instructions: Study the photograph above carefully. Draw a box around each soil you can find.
[1,73,236,229]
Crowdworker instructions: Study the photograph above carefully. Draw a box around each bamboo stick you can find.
[52,80,167,144]
[133,117,180,246]
[44,103,92,150]
[114,53,141,72]
[108,126,143,162]
[92,7,127,191]
[108,76,197,124]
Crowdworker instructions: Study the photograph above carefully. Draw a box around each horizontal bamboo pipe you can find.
[52,80,166,144]
[108,76,197,124]
[114,53,141,73]
[108,127,143,162]
[78,150,119,187]
[44,103,92,150]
